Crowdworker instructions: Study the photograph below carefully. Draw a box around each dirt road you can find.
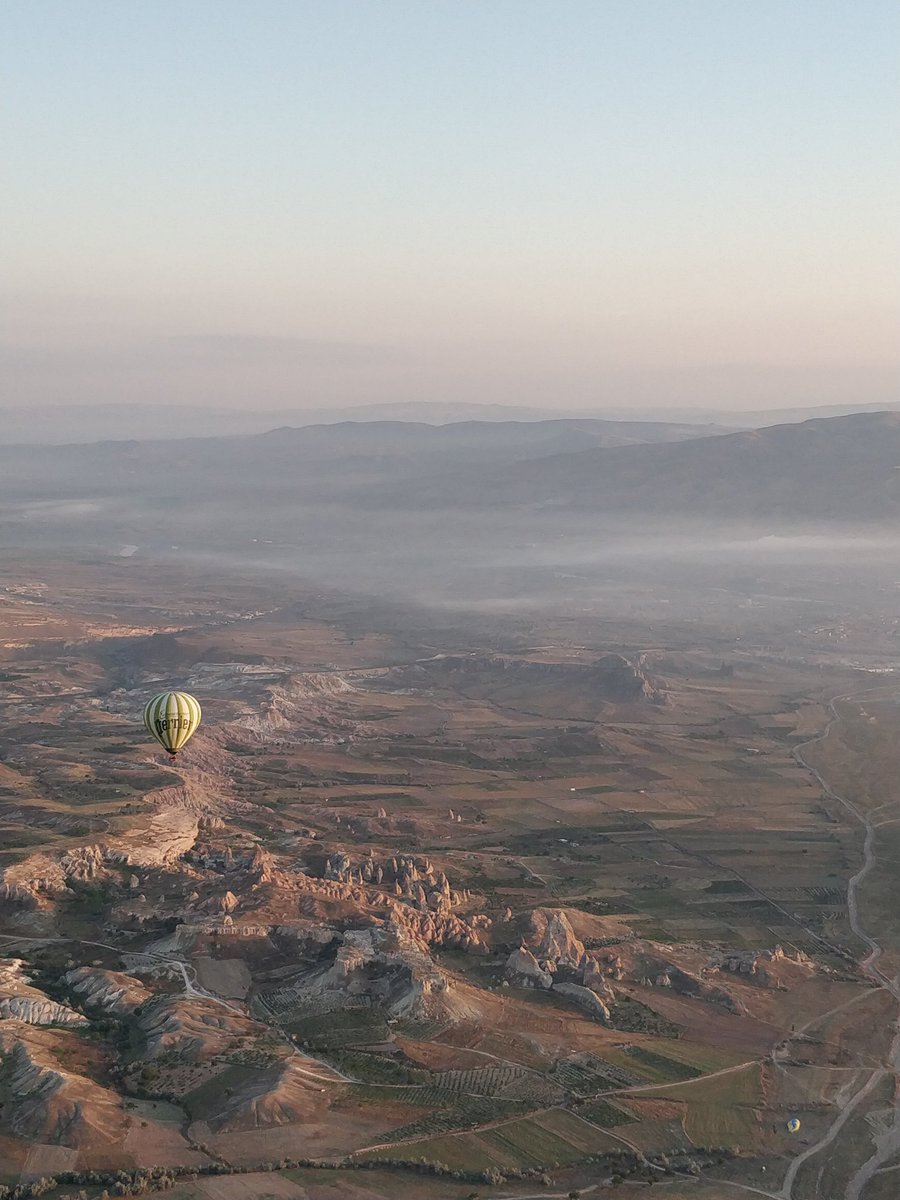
[781,693,900,1199]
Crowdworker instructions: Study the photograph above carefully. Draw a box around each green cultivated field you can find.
[358,1106,624,1170]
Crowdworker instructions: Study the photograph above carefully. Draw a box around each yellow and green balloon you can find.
[143,691,202,757]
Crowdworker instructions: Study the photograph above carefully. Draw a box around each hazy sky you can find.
[3,0,898,411]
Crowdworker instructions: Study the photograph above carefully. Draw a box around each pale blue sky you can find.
[3,0,898,410]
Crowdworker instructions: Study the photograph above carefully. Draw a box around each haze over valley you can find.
[1,403,900,1200]
[3,0,899,1196]
[3,410,900,632]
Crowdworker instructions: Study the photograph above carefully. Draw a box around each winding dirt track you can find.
[779,694,900,1199]
[704,690,900,1200]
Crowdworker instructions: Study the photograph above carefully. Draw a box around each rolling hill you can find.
[404,412,900,521]
[1,413,898,547]
[0,416,721,501]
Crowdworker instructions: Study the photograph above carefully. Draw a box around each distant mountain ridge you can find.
[0,401,576,444]
[1,411,898,526]
[1,396,897,445]
[0,416,723,499]
[433,411,900,521]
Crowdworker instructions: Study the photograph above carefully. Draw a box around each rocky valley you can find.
[0,551,897,1200]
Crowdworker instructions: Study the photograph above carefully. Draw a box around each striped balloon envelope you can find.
[143,691,202,757]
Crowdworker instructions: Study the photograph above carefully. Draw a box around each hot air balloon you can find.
[787,1118,801,1134]
[143,691,201,757]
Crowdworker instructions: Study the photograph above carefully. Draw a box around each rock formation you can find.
[283,922,454,1021]
[554,981,612,1023]
[0,1022,125,1147]
[524,908,585,966]
[204,1057,336,1131]
[325,852,463,915]
[710,945,818,990]
[0,959,87,1027]
[506,908,748,1022]
[504,947,553,989]
[64,967,153,1015]
[504,917,612,1023]
[138,996,261,1061]
[248,845,277,885]
[0,853,70,910]
[393,651,666,707]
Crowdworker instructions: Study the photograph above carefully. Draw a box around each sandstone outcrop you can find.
[0,854,70,910]
[591,941,743,1014]
[710,945,818,990]
[285,922,454,1021]
[0,959,87,1027]
[138,996,260,1060]
[523,908,585,966]
[510,908,744,1020]
[389,903,490,954]
[325,852,464,915]
[554,982,612,1023]
[59,843,112,882]
[205,1058,335,1131]
[392,652,666,708]
[0,802,199,922]
[505,947,553,989]
[237,672,359,738]
[581,957,616,999]
[505,912,612,1021]
[249,845,277,885]
[0,1022,124,1147]
[0,996,87,1027]
[629,954,741,1013]
[64,967,153,1015]
[106,803,200,867]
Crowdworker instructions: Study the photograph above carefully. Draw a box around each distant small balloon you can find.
[143,691,201,757]
[787,1118,801,1134]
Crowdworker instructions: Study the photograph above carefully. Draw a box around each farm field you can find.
[0,551,898,1199]
[357,1106,627,1170]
